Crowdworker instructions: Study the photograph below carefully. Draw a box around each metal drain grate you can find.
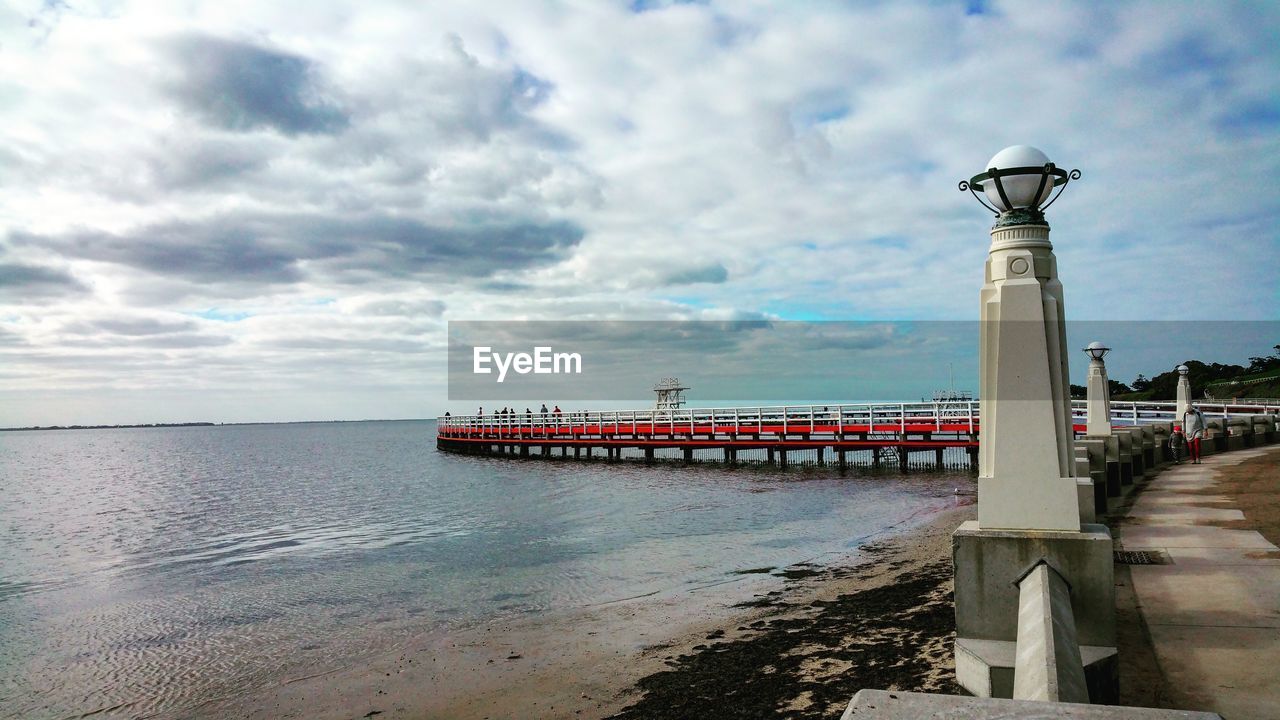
[1114,549,1170,565]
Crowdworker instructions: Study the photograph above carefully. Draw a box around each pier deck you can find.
[436,401,1280,469]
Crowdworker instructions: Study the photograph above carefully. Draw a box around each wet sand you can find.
[607,506,970,719]
[209,499,976,720]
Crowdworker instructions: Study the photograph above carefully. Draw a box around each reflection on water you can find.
[0,420,965,719]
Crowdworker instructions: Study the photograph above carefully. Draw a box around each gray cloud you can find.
[315,216,584,280]
[357,298,447,317]
[132,333,233,349]
[152,136,276,188]
[0,261,87,301]
[13,213,583,289]
[660,262,729,286]
[0,326,26,347]
[53,315,232,349]
[264,335,427,353]
[12,222,308,285]
[55,332,233,350]
[406,34,565,147]
[167,34,349,135]
[77,317,199,336]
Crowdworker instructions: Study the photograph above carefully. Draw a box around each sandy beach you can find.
[205,496,976,720]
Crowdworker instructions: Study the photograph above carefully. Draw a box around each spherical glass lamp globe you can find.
[1084,341,1111,361]
[983,145,1055,211]
[1177,364,1190,375]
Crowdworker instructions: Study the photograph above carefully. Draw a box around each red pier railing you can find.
[436,400,1280,468]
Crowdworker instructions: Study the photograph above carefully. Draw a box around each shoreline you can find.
[608,499,973,719]
[207,497,976,720]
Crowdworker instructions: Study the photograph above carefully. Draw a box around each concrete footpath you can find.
[1115,445,1280,719]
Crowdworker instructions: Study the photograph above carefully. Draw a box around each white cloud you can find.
[1,0,1277,424]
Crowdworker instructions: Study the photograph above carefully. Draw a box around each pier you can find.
[435,400,1280,471]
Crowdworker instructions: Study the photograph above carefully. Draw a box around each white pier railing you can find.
[437,399,1280,435]
[439,401,982,436]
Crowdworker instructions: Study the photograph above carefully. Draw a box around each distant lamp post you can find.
[1085,342,1111,362]
[1176,364,1192,421]
[1084,342,1113,437]
[960,145,1081,227]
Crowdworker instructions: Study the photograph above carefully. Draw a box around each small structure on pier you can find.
[653,377,689,410]
[932,389,973,402]
[931,388,974,423]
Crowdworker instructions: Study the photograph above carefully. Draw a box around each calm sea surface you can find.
[0,420,965,719]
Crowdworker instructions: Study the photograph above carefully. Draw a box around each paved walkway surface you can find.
[1117,445,1280,720]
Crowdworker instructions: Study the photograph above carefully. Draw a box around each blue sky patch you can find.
[869,236,909,250]
[629,0,706,13]
[187,308,252,322]
[1216,101,1280,137]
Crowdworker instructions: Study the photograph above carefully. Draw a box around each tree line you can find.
[1071,344,1280,401]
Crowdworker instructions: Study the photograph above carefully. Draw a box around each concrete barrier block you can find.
[953,521,1116,699]
[1250,415,1274,444]
[1013,562,1089,703]
[1086,435,1123,497]
[1139,425,1156,470]
[1151,422,1173,464]
[1076,478,1097,525]
[1076,439,1108,517]
[1207,420,1227,453]
[1116,432,1134,486]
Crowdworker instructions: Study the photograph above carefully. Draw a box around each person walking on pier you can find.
[1169,425,1185,464]
[1183,404,1206,464]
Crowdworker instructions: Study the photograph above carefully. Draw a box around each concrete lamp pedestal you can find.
[954,523,1117,702]
[974,223,1078,532]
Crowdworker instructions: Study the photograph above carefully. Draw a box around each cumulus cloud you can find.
[13,214,583,290]
[0,262,87,301]
[73,317,198,336]
[0,0,1277,425]
[167,34,350,135]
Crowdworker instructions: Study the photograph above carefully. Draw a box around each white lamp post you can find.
[1084,342,1113,438]
[961,145,1082,531]
[952,147,1116,702]
[1175,364,1191,422]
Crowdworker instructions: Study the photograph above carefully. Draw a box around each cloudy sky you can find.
[1,0,1277,425]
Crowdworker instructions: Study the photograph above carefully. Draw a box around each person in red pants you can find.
[1183,404,1206,464]
[1169,426,1185,464]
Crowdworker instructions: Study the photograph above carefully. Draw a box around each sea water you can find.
[0,420,966,719]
